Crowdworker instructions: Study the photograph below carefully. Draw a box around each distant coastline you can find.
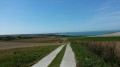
[0,30,120,37]
[56,30,120,36]
[97,32,120,37]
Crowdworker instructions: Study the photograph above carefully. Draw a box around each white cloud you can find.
[88,0,120,24]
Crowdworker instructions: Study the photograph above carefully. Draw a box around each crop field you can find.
[69,36,120,67]
[0,45,59,67]
[71,43,111,67]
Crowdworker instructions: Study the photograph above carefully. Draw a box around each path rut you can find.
[60,43,76,67]
[32,45,64,67]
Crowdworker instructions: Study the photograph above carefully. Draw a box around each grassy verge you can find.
[48,45,66,67]
[71,43,111,67]
[0,45,59,67]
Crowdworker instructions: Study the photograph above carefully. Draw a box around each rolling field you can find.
[0,36,64,67]
[0,36,120,67]
[0,36,64,50]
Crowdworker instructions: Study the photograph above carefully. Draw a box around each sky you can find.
[0,0,120,35]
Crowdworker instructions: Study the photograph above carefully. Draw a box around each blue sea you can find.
[56,30,120,36]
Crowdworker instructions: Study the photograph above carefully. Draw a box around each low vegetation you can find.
[0,45,59,67]
[74,41,120,67]
[48,45,66,67]
[71,43,111,67]
[0,36,33,41]
[69,37,120,41]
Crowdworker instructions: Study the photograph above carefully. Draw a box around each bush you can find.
[4,36,15,41]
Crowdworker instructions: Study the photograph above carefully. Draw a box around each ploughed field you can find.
[0,36,64,50]
[0,42,61,50]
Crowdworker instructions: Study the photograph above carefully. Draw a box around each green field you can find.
[69,36,120,41]
[71,43,111,67]
[0,45,59,67]
[48,45,66,67]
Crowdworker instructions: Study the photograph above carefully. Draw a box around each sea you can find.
[56,30,120,36]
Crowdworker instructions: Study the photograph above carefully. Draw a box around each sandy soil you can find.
[97,32,120,37]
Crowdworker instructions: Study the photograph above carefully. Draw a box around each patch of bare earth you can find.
[0,42,62,50]
[0,36,65,50]
[3,36,61,43]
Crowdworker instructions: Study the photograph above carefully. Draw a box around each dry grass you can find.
[73,41,120,67]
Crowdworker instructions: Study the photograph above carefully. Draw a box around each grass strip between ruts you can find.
[48,45,67,67]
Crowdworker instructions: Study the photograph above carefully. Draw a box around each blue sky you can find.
[0,0,120,34]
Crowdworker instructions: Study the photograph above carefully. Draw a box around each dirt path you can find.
[32,45,65,67]
[60,43,76,67]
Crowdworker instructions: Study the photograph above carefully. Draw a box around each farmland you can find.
[0,36,65,50]
[71,43,111,67]
[69,36,120,67]
[0,35,120,67]
[0,35,65,67]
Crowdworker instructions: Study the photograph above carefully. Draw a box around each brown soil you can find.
[1,36,60,43]
[0,36,66,50]
[0,42,63,50]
